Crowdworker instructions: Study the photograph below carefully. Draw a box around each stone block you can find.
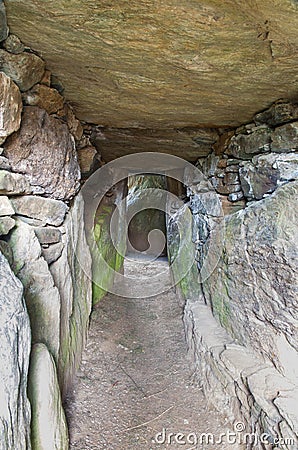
[227,127,271,159]
[0,216,15,235]
[0,170,31,195]
[0,195,14,216]
[0,72,22,145]
[22,84,64,114]
[11,195,68,226]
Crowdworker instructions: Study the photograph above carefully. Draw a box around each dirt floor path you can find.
[65,258,236,450]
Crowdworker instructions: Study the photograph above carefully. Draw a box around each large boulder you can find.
[4,106,80,200]
[203,181,298,378]
[0,251,31,450]
[0,72,22,145]
[8,219,61,362]
[28,343,69,450]
[0,49,45,91]
[50,193,92,397]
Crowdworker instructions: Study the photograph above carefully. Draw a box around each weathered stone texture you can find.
[22,84,64,114]
[0,251,31,450]
[0,72,22,144]
[203,181,298,375]
[0,49,45,91]
[50,193,92,397]
[28,343,69,450]
[5,1,298,131]
[0,169,31,195]
[11,195,68,226]
[4,107,80,200]
[8,219,61,362]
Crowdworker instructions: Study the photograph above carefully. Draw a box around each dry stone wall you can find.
[180,102,298,449]
[0,13,96,449]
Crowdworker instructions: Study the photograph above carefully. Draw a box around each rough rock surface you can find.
[202,181,298,376]
[0,195,14,216]
[4,106,80,200]
[0,49,45,91]
[0,72,22,144]
[5,1,298,130]
[22,84,64,114]
[11,195,68,226]
[8,219,61,362]
[240,152,298,200]
[0,2,8,42]
[0,216,15,235]
[50,193,92,398]
[0,170,31,195]
[2,34,25,54]
[0,251,31,450]
[28,343,69,450]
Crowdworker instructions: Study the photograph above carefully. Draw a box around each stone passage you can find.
[65,258,233,450]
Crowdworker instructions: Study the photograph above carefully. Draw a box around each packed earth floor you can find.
[65,258,238,450]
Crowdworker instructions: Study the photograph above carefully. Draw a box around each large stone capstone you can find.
[4,0,298,158]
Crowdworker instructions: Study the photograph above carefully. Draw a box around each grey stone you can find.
[41,242,64,264]
[0,49,45,91]
[34,227,62,245]
[274,391,298,435]
[4,106,81,200]
[0,2,8,42]
[28,343,69,450]
[50,193,92,398]
[0,170,31,195]
[271,122,298,153]
[0,156,11,170]
[254,102,298,127]
[203,181,298,376]
[2,34,25,54]
[11,195,68,226]
[226,127,271,159]
[240,153,298,200]
[0,216,15,235]
[0,251,31,450]
[0,72,22,145]
[228,191,244,202]
[8,219,61,362]
[0,196,14,216]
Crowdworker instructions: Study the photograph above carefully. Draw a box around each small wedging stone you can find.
[4,106,81,200]
[0,49,45,91]
[0,251,31,449]
[0,2,8,42]
[28,343,69,450]
[41,242,64,264]
[3,34,25,54]
[226,127,271,159]
[0,72,22,145]
[22,84,64,114]
[0,195,14,216]
[11,195,68,226]
[0,170,31,195]
[77,145,97,174]
[34,227,62,245]
[0,155,11,170]
[271,122,298,153]
[254,102,298,127]
[0,216,15,235]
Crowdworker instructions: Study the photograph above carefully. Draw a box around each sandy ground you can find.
[65,258,239,450]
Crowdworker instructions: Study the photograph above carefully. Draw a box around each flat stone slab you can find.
[0,169,31,195]
[11,195,68,226]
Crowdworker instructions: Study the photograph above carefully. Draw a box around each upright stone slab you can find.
[0,251,31,450]
[50,193,92,397]
[28,343,69,450]
[8,219,61,362]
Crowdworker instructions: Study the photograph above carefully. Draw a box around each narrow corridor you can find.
[65,258,233,450]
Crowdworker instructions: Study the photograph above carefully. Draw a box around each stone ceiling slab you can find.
[4,0,298,131]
